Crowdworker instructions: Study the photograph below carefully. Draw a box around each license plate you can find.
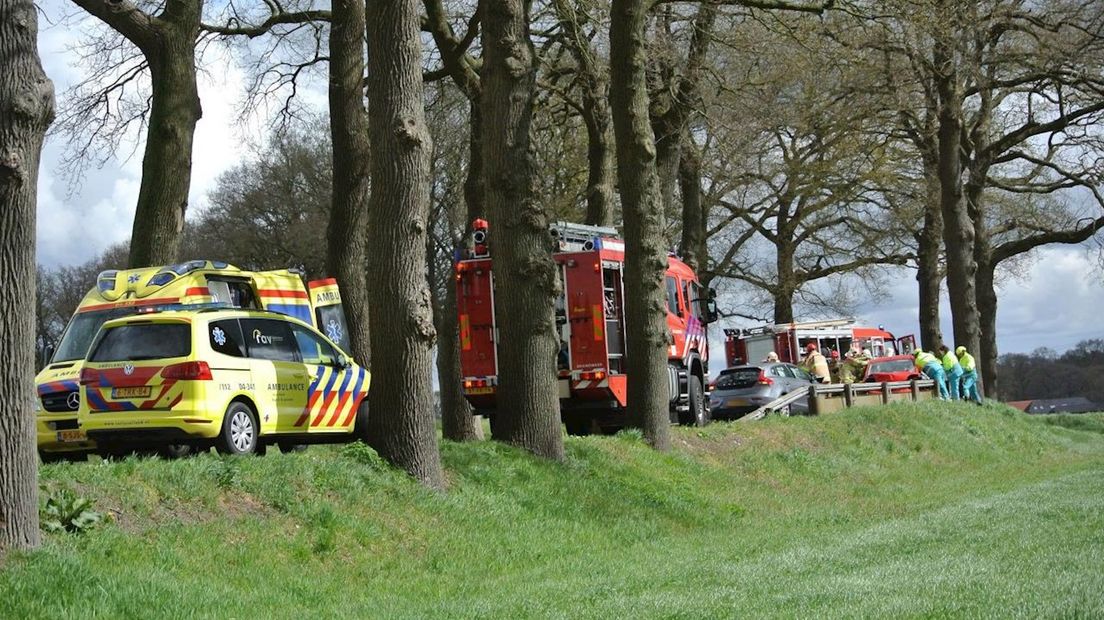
[112,386,151,399]
[466,387,495,395]
[56,430,86,443]
[726,398,748,407]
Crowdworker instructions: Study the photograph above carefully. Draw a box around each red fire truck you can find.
[723,318,916,368]
[456,221,716,434]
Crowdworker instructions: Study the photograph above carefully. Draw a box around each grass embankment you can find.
[4,402,1104,618]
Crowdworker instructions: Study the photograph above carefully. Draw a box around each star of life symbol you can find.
[212,326,228,347]
[66,392,80,411]
[123,364,135,376]
[128,274,141,284]
[325,319,343,343]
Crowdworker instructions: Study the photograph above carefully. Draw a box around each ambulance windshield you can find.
[52,308,137,363]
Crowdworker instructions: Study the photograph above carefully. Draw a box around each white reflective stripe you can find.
[597,379,609,388]
[576,381,591,389]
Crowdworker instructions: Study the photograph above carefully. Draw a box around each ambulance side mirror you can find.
[336,354,352,370]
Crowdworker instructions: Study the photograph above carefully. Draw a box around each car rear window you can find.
[868,359,915,374]
[90,323,191,362]
[716,367,760,389]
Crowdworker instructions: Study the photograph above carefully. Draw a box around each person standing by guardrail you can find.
[955,346,982,403]
[914,350,949,399]
[802,343,831,383]
[938,345,964,400]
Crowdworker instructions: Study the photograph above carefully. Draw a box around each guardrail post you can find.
[910,379,920,401]
[808,385,820,416]
[843,383,853,408]
[881,382,891,404]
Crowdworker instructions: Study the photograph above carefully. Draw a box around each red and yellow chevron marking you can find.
[294,366,369,429]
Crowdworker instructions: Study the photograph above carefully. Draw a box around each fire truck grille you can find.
[42,390,80,413]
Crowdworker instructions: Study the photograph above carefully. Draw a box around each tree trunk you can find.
[582,85,615,227]
[975,257,998,398]
[127,18,201,268]
[932,33,981,363]
[968,176,993,398]
[463,100,486,222]
[610,0,671,451]
[0,0,53,552]
[480,0,564,460]
[917,166,943,350]
[326,0,372,367]
[653,116,682,220]
[677,137,705,272]
[364,0,445,488]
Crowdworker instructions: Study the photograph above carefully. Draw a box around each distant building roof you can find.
[1006,400,1032,412]
[1021,397,1101,414]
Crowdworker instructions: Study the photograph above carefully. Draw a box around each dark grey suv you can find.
[709,363,816,419]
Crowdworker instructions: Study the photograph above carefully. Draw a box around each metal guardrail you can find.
[739,378,938,422]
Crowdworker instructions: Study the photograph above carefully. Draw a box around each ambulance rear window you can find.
[90,323,191,362]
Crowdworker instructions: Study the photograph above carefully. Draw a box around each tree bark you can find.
[611,0,671,451]
[464,101,485,222]
[326,0,372,367]
[649,4,715,219]
[364,0,445,488]
[967,171,993,398]
[69,0,203,269]
[932,26,981,363]
[677,136,705,272]
[0,0,53,552]
[481,0,565,460]
[773,238,796,324]
[916,165,943,350]
[128,25,201,268]
[552,0,613,227]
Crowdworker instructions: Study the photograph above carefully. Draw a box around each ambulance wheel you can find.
[159,444,194,459]
[217,402,259,455]
[680,375,709,427]
[39,450,86,464]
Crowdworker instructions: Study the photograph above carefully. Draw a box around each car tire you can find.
[159,444,194,459]
[277,441,308,454]
[564,418,591,436]
[217,401,259,456]
[680,375,709,427]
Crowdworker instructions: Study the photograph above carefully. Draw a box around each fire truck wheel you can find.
[681,375,709,427]
[564,418,592,436]
[217,402,259,455]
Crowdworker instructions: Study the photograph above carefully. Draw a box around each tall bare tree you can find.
[552,0,615,226]
[326,0,372,367]
[363,0,445,487]
[610,0,671,450]
[481,0,565,460]
[68,0,204,268]
[0,0,53,552]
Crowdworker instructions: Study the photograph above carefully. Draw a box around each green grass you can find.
[4,402,1104,618]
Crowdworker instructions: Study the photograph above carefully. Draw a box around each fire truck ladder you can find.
[603,262,626,374]
[550,221,619,252]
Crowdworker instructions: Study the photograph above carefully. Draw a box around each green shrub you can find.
[41,489,105,534]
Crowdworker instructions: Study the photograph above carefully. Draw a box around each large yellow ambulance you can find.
[35,260,349,460]
[77,308,368,455]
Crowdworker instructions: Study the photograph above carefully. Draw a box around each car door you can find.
[239,317,306,431]
[291,324,362,432]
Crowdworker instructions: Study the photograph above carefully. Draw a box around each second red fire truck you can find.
[456,221,716,434]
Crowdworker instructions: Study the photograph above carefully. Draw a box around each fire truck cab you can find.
[456,221,716,434]
[723,318,916,368]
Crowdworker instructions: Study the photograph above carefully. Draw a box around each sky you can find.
[33,11,1104,361]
